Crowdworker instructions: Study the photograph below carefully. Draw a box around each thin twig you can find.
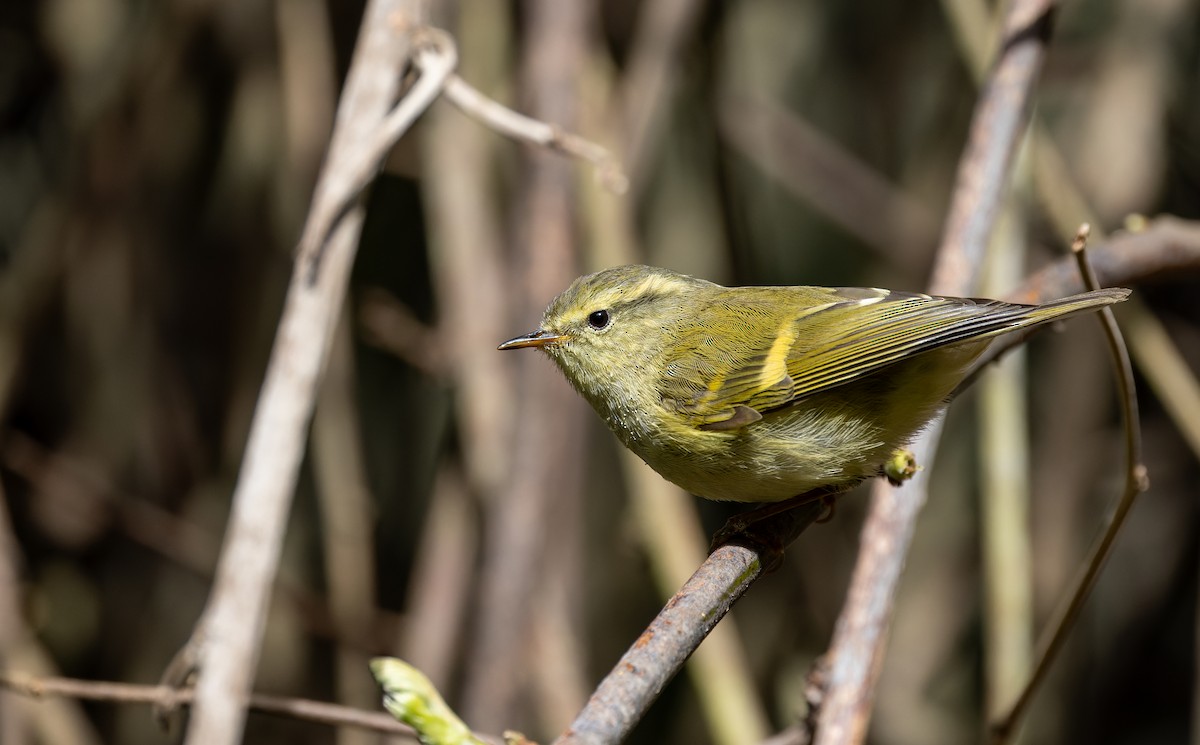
[445,75,627,194]
[987,227,1148,744]
[414,46,628,194]
[1070,227,1142,474]
[0,672,419,740]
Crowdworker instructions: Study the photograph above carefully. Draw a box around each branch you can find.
[0,672,418,740]
[434,72,628,194]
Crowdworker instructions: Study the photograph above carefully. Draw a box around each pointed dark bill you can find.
[498,329,569,350]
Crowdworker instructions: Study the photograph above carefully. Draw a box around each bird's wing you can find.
[660,288,1035,431]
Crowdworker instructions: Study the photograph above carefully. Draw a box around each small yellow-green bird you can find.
[499,265,1128,503]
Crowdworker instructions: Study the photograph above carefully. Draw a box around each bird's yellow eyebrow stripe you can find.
[760,316,799,389]
[629,273,683,300]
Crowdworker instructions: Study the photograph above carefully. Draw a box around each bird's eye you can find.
[587,309,611,330]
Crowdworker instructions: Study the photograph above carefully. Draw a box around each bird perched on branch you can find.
[500,265,1128,503]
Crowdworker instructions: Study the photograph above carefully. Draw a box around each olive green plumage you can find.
[499,265,1129,502]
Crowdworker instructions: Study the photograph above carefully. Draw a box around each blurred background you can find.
[2,0,1199,743]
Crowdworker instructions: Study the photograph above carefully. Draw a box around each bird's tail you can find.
[1005,286,1130,333]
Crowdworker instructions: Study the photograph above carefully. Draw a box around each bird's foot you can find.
[883,448,921,486]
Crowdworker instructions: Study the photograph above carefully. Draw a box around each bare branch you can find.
[433,72,628,194]
[0,672,419,740]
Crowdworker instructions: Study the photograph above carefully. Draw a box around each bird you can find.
[499,265,1129,503]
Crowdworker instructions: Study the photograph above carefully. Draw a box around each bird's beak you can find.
[497,329,568,350]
